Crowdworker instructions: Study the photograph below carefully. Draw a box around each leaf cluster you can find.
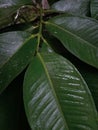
[0,0,98,130]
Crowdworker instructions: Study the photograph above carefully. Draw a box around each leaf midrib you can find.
[46,22,98,50]
[38,52,69,130]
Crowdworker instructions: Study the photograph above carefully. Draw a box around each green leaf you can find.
[0,0,32,29]
[0,31,37,93]
[51,0,90,16]
[91,0,98,19]
[43,38,98,111]
[58,45,98,111]
[23,50,98,130]
[45,14,98,69]
[43,35,98,111]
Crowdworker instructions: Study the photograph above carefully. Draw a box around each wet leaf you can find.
[0,31,37,93]
[45,14,98,69]
[23,50,98,130]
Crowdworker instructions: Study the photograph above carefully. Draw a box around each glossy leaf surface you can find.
[0,31,37,93]
[60,46,98,111]
[91,0,98,19]
[45,15,98,69]
[46,38,98,111]
[23,51,98,130]
[52,0,90,16]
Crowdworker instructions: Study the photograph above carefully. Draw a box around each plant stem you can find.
[37,7,43,52]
